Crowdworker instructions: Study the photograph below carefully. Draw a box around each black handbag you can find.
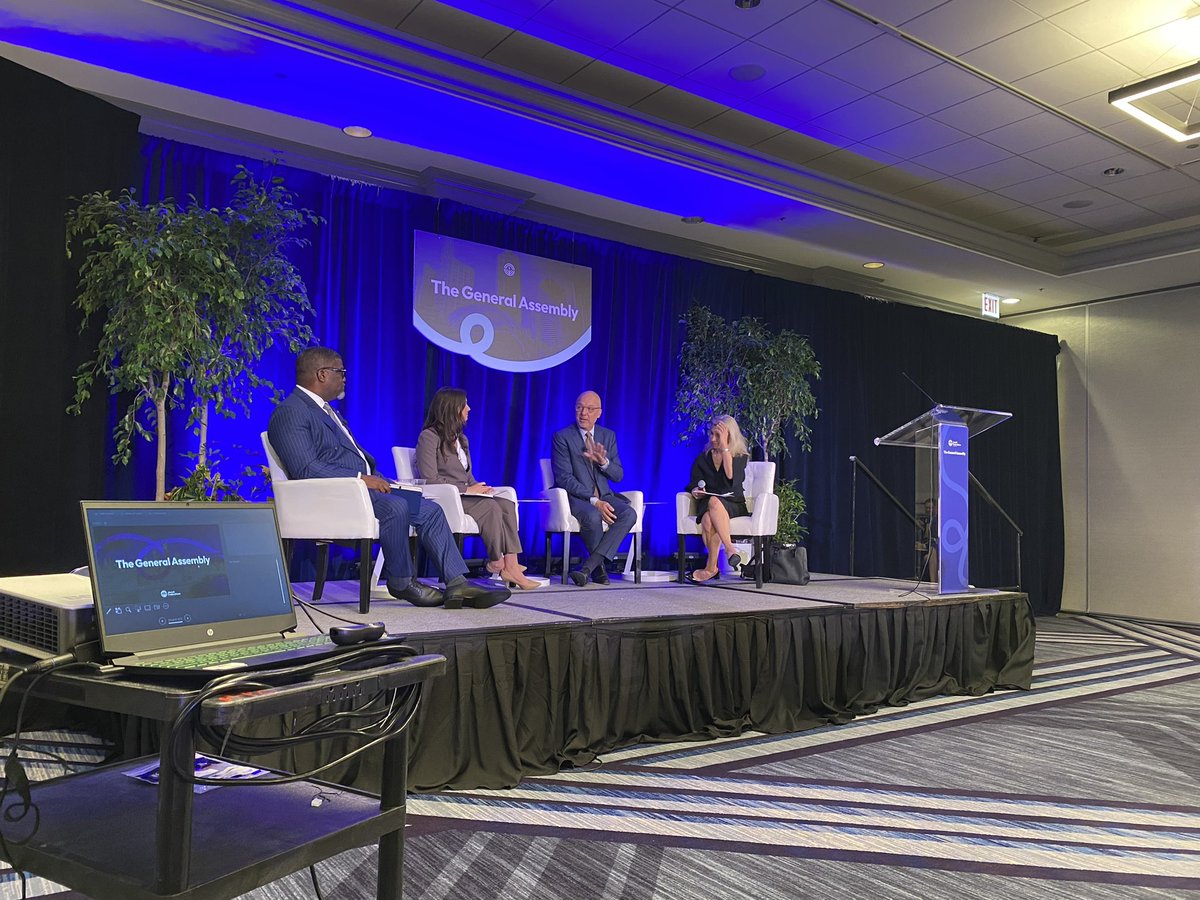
[768,544,809,585]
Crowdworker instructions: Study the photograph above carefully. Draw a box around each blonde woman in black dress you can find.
[687,415,750,583]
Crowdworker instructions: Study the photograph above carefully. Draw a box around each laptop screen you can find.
[81,501,296,658]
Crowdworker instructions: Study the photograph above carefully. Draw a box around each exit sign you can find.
[981,292,1000,319]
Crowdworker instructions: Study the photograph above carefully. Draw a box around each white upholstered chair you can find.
[538,458,644,584]
[676,460,779,588]
[392,446,519,554]
[261,432,385,614]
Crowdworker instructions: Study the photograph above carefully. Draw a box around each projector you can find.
[0,574,97,659]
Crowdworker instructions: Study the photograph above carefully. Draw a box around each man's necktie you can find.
[324,402,369,467]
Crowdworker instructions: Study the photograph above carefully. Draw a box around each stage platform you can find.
[287,573,1035,792]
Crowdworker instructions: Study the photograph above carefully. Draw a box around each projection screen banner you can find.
[412,230,593,372]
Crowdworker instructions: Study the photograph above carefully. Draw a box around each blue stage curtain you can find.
[136,137,1064,614]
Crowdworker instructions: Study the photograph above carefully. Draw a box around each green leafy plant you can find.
[675,305,820,460]
[66,164,320,499]
[773,477,808,545]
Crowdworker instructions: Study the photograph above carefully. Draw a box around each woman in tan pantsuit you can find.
[416,387,539,590]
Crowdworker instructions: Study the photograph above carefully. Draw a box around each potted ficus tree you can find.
[674,305,820,581]
[65,164,320,500]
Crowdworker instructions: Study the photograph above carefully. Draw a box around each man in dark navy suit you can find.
[550,390,636,586]
[268,347,509,609]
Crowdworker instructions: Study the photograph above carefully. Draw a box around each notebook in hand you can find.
[80,500,348,675]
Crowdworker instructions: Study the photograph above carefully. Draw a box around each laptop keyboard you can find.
[150,634,334,669]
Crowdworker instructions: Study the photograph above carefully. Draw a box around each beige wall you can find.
[1017,288,1200,624]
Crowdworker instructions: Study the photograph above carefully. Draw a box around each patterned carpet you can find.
[2,613,1198,899]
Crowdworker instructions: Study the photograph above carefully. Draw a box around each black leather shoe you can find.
[727,553,742,570]
[591,569,610,585]
[444,579,510,609]
[387,579,445,608]
[567,569,590,587]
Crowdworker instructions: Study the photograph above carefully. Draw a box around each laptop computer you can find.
[80,500,356,676]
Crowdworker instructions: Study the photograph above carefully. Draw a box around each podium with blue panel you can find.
[874,405,1011,595]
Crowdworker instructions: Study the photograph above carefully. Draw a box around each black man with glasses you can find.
[268,346,509,609]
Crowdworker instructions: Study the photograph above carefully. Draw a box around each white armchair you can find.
[538,458,644,584]
[676,460,778,588]
[261,432,385,614]
[392,446,519,555]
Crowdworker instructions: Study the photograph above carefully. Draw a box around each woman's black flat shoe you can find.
[727,553,742,569]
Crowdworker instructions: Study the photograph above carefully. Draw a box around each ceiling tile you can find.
[1086,167,1200,200]
[903,0,1041,55]
[753,3,883,66]
[1008,217,1100,240]
[862,118,969,158]
[458,0,554,22]
[532,0,666,49]
[1022,132,1134,169]
[632,85,729,127]
[1012,0,1087,15]
[960,20,1092,82]
[1136,188,1200,216]
[692,108,787,146]
[898,176,988,207]
[752,129,837,165]
[980,112,1086,154]
[974,205,1063,230]
[805,148,890,180]
[1063,204,1166,232]
[1013,51,1140,106]
[847,0,954,25]
[614,9,742,76]
[562,59,664,106]
[675,0,810,38]
[399,2,514,55]
[754,69,867,122]
[956,156,1056,189]
[876,63,992,115]
[1028,187,1126,216]
[485,31,591,82]
[938,191,1027,218]
[911,137,1014,175]
[1059,90,1134,128]
[993,172,1090,202]
[1047,0,1195,50]
[1058,150,1166,186]
[931,89,1043,132]
[684,40,808,100]
[1101,21,1199,76]
[808,94,922,142]
[818,34,940,93]
[851,163,941,194]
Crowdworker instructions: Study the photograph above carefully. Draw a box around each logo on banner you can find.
[412,230,592,372]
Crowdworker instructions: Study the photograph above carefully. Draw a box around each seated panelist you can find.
[686,415,749,584]
[267,347,509,610]
[416,387,539,590]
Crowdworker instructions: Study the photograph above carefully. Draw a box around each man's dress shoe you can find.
[591,569,610,585]
[387,579,445,607]
[567,569,590,587]
[444,579,510,609]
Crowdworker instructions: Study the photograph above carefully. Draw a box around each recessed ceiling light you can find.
[681,215,705,224]
[862,261,885,269]
[1102,167,1125,176]
[734,0,761,8]
[1002,297,1021,305]
[342,125,372,138]
[1189,143,1200,149]
[729,64,766,82]
[1062,199,1093,209]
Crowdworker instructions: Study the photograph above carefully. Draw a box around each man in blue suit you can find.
[551,390,637,586]
[268,347,509,609]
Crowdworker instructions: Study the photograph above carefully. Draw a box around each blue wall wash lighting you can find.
[0,1,832,231]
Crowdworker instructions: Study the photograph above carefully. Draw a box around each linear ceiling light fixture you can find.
[1108,60,1200,141]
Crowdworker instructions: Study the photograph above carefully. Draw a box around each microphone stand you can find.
[968,472,1023,591]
